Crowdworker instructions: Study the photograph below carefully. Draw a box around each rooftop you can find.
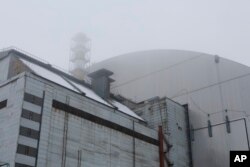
[0,47,143,121]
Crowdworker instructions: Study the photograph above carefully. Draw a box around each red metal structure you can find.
[159,126,165,167]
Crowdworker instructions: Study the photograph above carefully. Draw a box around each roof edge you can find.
[1,48,91,88]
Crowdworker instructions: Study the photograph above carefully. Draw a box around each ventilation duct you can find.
[88,69,114,99]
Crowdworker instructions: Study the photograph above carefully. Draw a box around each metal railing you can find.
[0,46,71,75]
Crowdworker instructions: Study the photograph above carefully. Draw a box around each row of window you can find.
[24,93,43,106]
[19,126,39,140]
[21,109,41,123]
[16,144,37,158]
[15,163,33,167]
[17,93,43,167]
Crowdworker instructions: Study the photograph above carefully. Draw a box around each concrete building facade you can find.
[0,48,190,167]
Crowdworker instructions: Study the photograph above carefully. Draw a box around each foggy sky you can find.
[0,0,250,69]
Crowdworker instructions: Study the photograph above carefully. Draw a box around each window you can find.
[19,126,39,140]
[15,163,33,167]
[24,93,43,106]
[16,144,37,157]
[21,109,41,123]
[0,99,7,110]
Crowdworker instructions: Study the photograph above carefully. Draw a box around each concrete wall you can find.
[0,56,11,83]
[0,75,25,167]
[22,73,159,167]
[135,98,190,167]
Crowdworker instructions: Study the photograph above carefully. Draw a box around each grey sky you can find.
[0,0,250,69]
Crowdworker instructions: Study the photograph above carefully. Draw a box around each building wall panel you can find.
[0,56,11,83]
[0,76,25,167]
[18,136,38,148]
[22,74,160,167]
[15,154,36,166]
[135,98,190,167]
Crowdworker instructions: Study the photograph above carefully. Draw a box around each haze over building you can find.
[1,47,250,167]
[92,49,250,167]
[0,48,190,167]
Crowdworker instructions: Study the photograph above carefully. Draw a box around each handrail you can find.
[0,46,71,75]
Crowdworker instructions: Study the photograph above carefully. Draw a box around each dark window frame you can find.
[21,109,41,123]
[24,93,43,106]
[19,126,39,140]
[15,163,33,167]
[0,99,7,110]
[16,144,37,158]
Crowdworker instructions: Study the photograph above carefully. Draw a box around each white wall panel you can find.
[0,76,25,167]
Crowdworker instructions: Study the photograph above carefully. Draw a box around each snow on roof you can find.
[19,57,143,121]
[110,100,144,121]
[21,59,79,92]
[68,80,112,107]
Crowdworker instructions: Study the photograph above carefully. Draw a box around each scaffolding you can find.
[69,32,91,80]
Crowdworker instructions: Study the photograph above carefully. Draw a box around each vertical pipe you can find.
[243,118,250,150]
[159,126,165,167]
[77,150,82,167]
[80,150,82,167]
[77,150,79,167]
[183,104,193,167]
[61,112,68,167]
[61,96,69,167]
[133,121,135,167]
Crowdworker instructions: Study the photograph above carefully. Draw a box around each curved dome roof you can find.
[92,49,212,80]
[92,49,250,167]
[92,49,250,102]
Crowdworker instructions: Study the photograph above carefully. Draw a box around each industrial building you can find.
[0,48,191,167]
[91,49,250,167]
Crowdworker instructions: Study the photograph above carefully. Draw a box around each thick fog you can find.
[0,0,250,69]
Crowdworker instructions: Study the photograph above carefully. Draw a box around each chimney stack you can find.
[88,69,114,99]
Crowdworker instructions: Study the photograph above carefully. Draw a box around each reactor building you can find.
[0,48,191,167]
[1,47,249,167]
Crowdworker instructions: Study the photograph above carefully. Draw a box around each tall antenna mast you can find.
[69,32,91,80]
